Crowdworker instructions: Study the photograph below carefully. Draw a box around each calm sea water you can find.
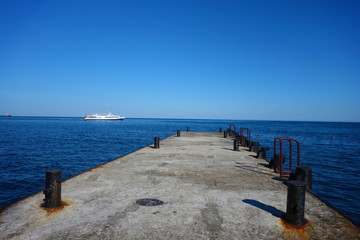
[0,117,359,226]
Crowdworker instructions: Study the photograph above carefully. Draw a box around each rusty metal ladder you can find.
[240,127,251,146]
[274,137,300,178]
[229,124,236,137]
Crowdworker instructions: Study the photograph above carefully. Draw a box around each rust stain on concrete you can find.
[0,207,7,218]
[340,224,360,239]
[40,199,69,215]
[87,165,104,172]
[281,218,311,240]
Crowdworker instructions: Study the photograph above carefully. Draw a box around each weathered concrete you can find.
[0,132,359,239]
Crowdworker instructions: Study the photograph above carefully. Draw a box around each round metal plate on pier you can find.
[136,198,164,206]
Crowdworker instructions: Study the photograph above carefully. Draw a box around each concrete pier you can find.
[0,132,359,239]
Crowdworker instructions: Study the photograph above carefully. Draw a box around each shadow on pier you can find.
[243,199,285,218]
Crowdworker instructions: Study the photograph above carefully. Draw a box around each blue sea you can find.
[0,117,359,226]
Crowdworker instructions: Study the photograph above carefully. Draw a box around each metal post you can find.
[253,142,260,154]
[258,147,265,159]
[295,167,312,191]
[177,130,181,137]
[233,139,239,151]
[187,127,190,132]
[257,147,269,159]
[154,137,160,148]
[241,136,246,147]
[43,169,62,208]
[285,180,307,226]
[224,131,227,138]
[248,140,253,151]
[273,154,285,173]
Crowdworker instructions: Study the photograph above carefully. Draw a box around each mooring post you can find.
[43,169,62,208]
[285,180,307,226]
[273,154,286,173]
[295,166,312,191]
[257,147,269,159]
[244,138,249,147]
[187,126,190,132]
[154,136,160,149]
[177,130,181,137]
[233,139,239,151]
[253,142,260,154]
[241,136,246,146]
[219,128,222,132]
[224,131,227,138]
[248,140,253,151]
[227,129,231,137]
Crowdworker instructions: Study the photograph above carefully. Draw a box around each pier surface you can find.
[1,132,359,239]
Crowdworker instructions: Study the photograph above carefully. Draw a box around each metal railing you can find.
[240,127,251,146]
[274,137,300,178]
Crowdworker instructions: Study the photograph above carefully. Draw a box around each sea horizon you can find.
[3,115,360,124]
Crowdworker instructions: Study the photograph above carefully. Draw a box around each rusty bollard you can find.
[285,180,307,226]
[253,142,260,154]
[248,140,253,151]
[257,147,270,159]
[295,166,312,191]
[244,138,249,147]
[177,130,181,137]
[43,169,62,208]
[154,136,160,148]
[273,154,286,173]
[233,139,239,151]
[241,136,246,146]
[187,126,190,132]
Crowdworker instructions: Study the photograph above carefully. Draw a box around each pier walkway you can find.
[0,132,359,239]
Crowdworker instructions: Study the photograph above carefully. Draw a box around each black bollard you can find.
[43,169,62,208]
[248,140,253,151]
[244,139,249,147]
[253,142,260,154]
[187,126,190,132]
[177,130,181,137]
[285,180,307,226]
[241,136,247,147]
[227,129,231,137]
[233,139,239,151]
[219,128,222,132]
[224,131,227,138]
[154,136,160,148]
[272,154,286,173]
[295,167,312,191]
[257,147,270,160]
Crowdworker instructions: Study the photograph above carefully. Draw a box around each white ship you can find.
[84,113,125,121]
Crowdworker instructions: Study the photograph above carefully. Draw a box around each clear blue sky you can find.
[1,0,359,121]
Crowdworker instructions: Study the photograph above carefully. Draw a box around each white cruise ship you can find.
[84,113,125,121]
